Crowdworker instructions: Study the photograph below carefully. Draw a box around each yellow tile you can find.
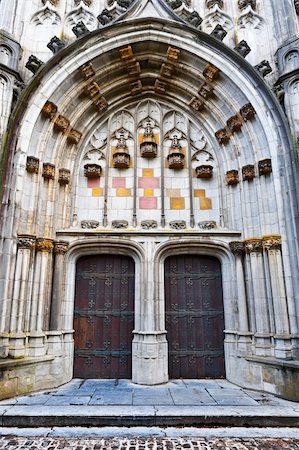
[194,189,206,198]
[92,188,103,197]
[170,197,185,209]
[166,189,181,197]
[116,188,131,197]
[200,197,212,210]
[143,169,153,177]
[144,189,154,197]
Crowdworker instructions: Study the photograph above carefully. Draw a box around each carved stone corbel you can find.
[36,238,54,253]
[262,235,281,251]
[17,235,36,250]
[53,241,69,255]
[26,156,39,174]
[229,240,245,256]
[244,238,263,253]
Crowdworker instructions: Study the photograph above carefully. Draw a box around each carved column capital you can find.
[17,235,36,250]
[53,241,69,255]
[262,235,281,250]
[36,238,54,253]
[229,241,245,256]
[244,238,263,253]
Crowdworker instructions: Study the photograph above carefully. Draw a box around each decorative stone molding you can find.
[97,9,114,25]
[226,169,239,185]
[186,11,203,28]
[198,220,217,230]
[58,168,71,185]
[140,122,157,158]
[53,241,69,255]
[54,115,70,133]
[198,82,213,99]
[26,156,39,174]
[42,101,57,119]
[84,163,102,178]
[170,220,186,230]
[195,165,213,178]
[227,115,242,133]
[258,158,272,176]
[113,134,130,168]
[85,81,101,98]
[112,220,128,229]
[238,0,256,10]
[254,60,272,77]
[25,55,43,74]
[36,238,54,253]
[80,62,95,79]
[17,235,36,250]
[130,80,143,95]
[167,47,180,62]
[119,45,133,61]
[242,164,255,181]
[240,103,256,121]
[206,0,223,7]
[215,128,230,145]
[81,220,99,229]
[141,220,158,229]
[72,21,89,38]
[229,240,245,256]
[234,40,251,58]
[244,238,263,253]
[160,63,173,78]
[67,128,82,144]
[203,63,220,82]
[42,163,55,180]
[154,79,167,94]
[93,96,108,112]
[189,96,204,111]
[167,135,185,169]
[262,235,282,251]
[47,36,65,54]
[211,24,227,41]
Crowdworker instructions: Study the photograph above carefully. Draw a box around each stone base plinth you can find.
[8,333,26,358]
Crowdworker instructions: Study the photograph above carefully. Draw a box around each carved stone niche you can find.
[140,122,157,158]
[206,0,223,8]
[203,63,220,82]
[84,163,102,178]
[58,168,70,185]
[198,220,217,230]
[215,128,230,145]
[195,165,213,179]
[54,115,70,133]
[227,115,242,133]
[141,220,158,229]
[112,220,128,229]
[254,60,272,78]
[42,163,55,180]
[226,169,239,186]
[240,103,256,121]
[167,135,185,169]
[113,134,130,169]
[26,156,39,174]
[242,164,255,181]
[170,220,186,230]
[258,158,272,176]
[67,128,82,144]
[238,0,256,10]
[42,101,57,119]
[81,220,99,229]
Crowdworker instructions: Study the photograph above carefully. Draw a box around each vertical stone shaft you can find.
[229,241,249,333]
[50,241,69,330]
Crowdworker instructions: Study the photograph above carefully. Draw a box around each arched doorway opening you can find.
[73,254,135,379]
[165,254,225,378]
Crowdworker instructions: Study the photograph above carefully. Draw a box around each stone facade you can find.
[0,0,299,401]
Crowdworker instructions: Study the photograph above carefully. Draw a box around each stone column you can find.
[9,235,36,358]
[28,238,54,356]
[229,240,252,354]
[244,238,272,356]
[50,241,69,331]
[262,235,292,359]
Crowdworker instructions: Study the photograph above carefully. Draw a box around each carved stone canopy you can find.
[187,11,203,28]
[26,156,39,174]
[226,169,239,186]
[215,128,230,145]
[244,238,263,253]
[240,103,256,121]
[229,240,245,256]
[170,220,186,230]
[80,63,95,79]
[195,165,213,179]
[67,129,82,144]
[167,136,185,169]
[47,36,65,54]
[254,60,272,78]
[72,21,89,38]
[113,134,130,168]
[43,163,55,180]
[262,235,282,251]
[234,40,251,58]
[25,55,43,75]
[54,115,70,133]
[42,101,57,119]
[54,241,69,255]
[84,164,102,178]
[203,63,220,82]
[36,238,54,253]
[17,235,36,250]
[198,82,214,99]
[58,168,71,185]
[189,96,204,111]
[227,115,242,133]
[140,122,157,158]
[211,24,227,41]
[242,164,255,181]
[258,158,272,176]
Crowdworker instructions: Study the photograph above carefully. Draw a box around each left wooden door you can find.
[73,254,135,379]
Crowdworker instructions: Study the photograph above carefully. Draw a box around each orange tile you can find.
[144,188,154,197]
[170,197,185,209]
[92,188,103,197]
[116,188,131,197]
[194,189,206,198]
[200,197,212,210]
[142,168,153,177]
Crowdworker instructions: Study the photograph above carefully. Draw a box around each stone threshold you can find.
[246,356,299,370]
[0,355,54,369]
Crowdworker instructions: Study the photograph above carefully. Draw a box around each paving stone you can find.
[16,395,52,405]
[89,392,133,405]
[46,397,91,406]
[169,389,216,406]
[52,390,96,397]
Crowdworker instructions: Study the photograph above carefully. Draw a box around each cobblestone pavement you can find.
[0,436,298,449]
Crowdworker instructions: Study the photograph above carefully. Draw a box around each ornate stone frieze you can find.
[141,220,158,229]
[97,9,114,26]
[234,40,251,58]
[198,221,217,230]
[229,240,245,256]
[113,134,130,168]
[54,115,70,133]
[36,238,54,253]
[227,115,242,133]
[240,103,256,121]
[26,156,39,174]
[58,168,71,185]
[195,165,213,178]
[198,82,213,99]
[84,163,102,178]
[67,128,82,144]
[187,11,203,28]
[42,101,57,119]
[80,62,95,79]
[17,235,36,250]
[170,220,186,230]
[254,60,272,77]
[167,136,185,169]
[25,55,43,74]
[72,21,89,38]
[206,0,223,8]
[226,169,239,185]
[42,163,55,180]
[189,96,204,111]
[54,241,69,255]
[244,238,263,253]
[81,220,99,229]
[258,158,272,176]
[242,164,255,181]
[47,36,65,54]
[238,0,256,10]
[215,128,230,145]
[112,220,128,229]
[262,235,282,251]
[203,63,220,82]
[140,122,157,158]
[211,24,227,41]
